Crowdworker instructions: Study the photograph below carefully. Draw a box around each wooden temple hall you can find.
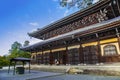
[21,0,120,65]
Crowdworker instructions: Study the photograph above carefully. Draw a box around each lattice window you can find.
[104,45,117,56]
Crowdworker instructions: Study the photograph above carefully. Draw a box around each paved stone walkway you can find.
[30,74,120,80]
[0,69,62,80]
[1,63,120,80]
[1,68,120,80]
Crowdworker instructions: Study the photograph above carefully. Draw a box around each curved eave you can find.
[21,16,120,52]
[28,0,110,39]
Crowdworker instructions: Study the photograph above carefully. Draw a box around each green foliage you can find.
[18,50,31,58]
[60,0,94,9]
[23,40,30,47]
[0,40,31,66]
[8,41,31,59]
[8,48,19,59]
[11,41,22,50]
[0,56,9,66]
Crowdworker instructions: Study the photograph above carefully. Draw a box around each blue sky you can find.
[0,0,80,56]
[0,0,99,56]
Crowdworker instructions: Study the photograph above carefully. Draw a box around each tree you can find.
[23,40,30,47]
[19,50,31,58]
[11,41,22,50]
[8,41,22,58]
[0,56,9,66]
[8,41,31,59]
[60,0,95,9]
[0,41,31,67]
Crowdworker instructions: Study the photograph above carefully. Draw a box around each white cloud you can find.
[93,0,99,3]
[64,9,69,16]
[50,20,55,23]
[29,22,39,27]
[57,6,65,10]
[67,0,72,3]
[30,29,37,32]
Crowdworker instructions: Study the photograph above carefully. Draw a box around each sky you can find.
[0,0,99,56]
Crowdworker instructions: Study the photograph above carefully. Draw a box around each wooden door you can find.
[83,46,98,64]
[68,48,80,65]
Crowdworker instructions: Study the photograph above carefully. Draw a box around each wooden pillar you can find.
[35,52,38,64]
[77,37,84,64]
[23,61,24,67]
[65,46,68,65]
[41,50,43,64]
[29,61,30,73]
[8,61,11,74]
[49,49,53,65]
[13,61,16,75]
[30,51,32,64]
[79,43,84,64]
[96,33,101,63]
[115,28,120,62]
[116,28,120,50]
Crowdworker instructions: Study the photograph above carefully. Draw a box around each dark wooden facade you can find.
[28,0,120,40]
[21,0,120,65]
